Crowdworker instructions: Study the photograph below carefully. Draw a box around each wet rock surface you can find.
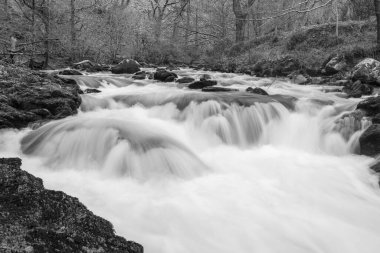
[0,158,143,253]
[0,65,82,129]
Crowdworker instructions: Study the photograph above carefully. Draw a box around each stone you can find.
[359,124,380,157]
[0,158,143,253]
[357,97,380,116]
[154,69,178,82]
[246,87,269,96]
[0,65,81,129]
[111,59,141,74]
[342,80,373,98]
[202,87,238,92]
[200,74,212,81]
[58,69,83,76]
[323,55,347,75]
[176,77,195,84]
[188,80,217,89]
[351,58,380,86]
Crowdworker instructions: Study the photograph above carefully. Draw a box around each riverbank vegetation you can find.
[0,0,379,69]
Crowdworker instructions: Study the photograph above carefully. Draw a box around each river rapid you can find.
[1,68,380,253]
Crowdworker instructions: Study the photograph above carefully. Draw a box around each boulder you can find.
[293,74,309,85]
[351,58,380,86]
[0,158,143,253]
[58,69,83,76]
[176,77,195,84]
[111,59,141,74]
[323,55,348,75]
[252,56,302,77]
[84,88,101,94]
[154,69,178,82]
[188,80,217,89]
[356,97,380,116]
[73,60,109,72]
[200,74,212,81]
[132,71,147,80]
[202,87,238,92]
[359,124,380,157]
[246,87,269,96]
[0,65,81,129]
[342,80,373,98]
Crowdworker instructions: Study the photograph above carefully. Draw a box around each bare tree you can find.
[232,0,256,43]
[376,0,380,47]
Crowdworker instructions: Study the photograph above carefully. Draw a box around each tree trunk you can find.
[376,0,380,47]
[235,17,246,43]
[232,0,256,43]
[185,1,190,46]
[44,0,50,68]
[4,0,8,20]
[70,0,76,60]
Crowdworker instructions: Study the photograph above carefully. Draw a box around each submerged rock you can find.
[202,87,238,92]
[111,59,141,74]
[246,87,269,96]
[359,124,380,157]
[200,74,212,81]
[154,69,178,82]
[176,77,195,84]
[0,158,143,253]
[0,64,81,129]
[357,97,380,116]
[188,80,217,89]
[58,69,83,76]
[84,88,101,94]
[342,80,373,98]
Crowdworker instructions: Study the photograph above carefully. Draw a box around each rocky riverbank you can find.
[0,63,81,129]
[0,158,143,253]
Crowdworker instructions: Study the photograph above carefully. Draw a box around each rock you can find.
[132,71,147,80]
[176,77,195,84]
[200,74,212,81]
[73,60,94,71]
[351,58,380,86]
[371,162,380,173]
[84,89,101,94]
[154,69,178,82]
[332,79,351,86]
[0,158,143,253]
[359,124,380,157]
[188,80,217,89]
[0,65,81,129]
[166,65,180,71]
[342,80,373,98]
[252,56,302,77]
[73,60,109,73]
[323,55,347,75]
[202,87,238,92]
[373,114,380,124]
[293,74,309,85]
[246,87,269,96]
[58,69,83,76]
[357,97,380,116]
[111,59,141,74]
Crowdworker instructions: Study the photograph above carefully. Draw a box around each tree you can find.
[376,0,380,47]
[232,0,256,42]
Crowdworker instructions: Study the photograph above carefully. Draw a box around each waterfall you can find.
[2,69,380,253]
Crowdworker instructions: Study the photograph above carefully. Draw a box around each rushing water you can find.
[1,69,380,253]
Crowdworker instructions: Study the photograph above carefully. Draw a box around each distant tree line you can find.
[0,0,377,66]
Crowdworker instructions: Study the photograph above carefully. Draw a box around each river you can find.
[1,68,380,253]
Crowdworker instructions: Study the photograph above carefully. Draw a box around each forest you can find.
[0,0,378,69]
[3,1,380,253]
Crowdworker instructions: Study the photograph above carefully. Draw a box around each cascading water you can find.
[1,69,380,253]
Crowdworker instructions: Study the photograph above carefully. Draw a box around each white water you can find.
[1,69,380,253]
